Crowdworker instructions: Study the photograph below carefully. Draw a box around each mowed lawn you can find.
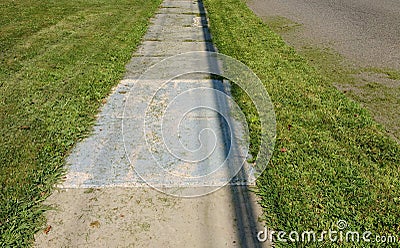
[2,0,400,247]
[0,0,161,246]
[203,0,400,247]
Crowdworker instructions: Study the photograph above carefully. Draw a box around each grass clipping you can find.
[203,0,400,246]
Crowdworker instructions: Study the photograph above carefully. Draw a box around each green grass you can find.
[293,46,400,143]
[203,0,400,247]
[262,15,400,143]
[0,0,161,246]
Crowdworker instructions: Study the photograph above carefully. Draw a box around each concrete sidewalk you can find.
[34,0,270,247]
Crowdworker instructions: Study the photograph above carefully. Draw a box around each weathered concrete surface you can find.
[35,0,271,247]
[34,187,265,247]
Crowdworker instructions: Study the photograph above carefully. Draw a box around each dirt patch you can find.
[356,72,400,88]
[246,0,400,142]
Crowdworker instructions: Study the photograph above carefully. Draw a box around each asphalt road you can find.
[247,0,400,69]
